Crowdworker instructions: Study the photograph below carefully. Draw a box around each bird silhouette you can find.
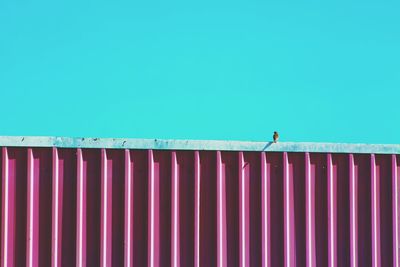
[273,131,279,143]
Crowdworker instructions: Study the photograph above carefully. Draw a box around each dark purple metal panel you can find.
[334,154,351,266]
[355,154,372,267]
[176,151,195,267]
[2,148,28,267]
[1,147,400,267]
[245,152,262,267]
[287,152,306,267]
[376,154,392,267]
[310,153,328,267]
[35,149,52,267]
[106,149,125,267]
[132,150,149,267]
[55,148,77,267]
[199,151,217,267]
[267,152,284,267]
[83,149,102,267]
[149,150,172,267]
[222,152,238,267]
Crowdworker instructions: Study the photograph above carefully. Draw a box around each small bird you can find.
[273,131,279,143]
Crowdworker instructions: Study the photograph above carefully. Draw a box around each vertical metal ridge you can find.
[261,152,270,267]
[100,149,112,267]
[217,151,226,267]
[51,148,61,267]
[124,149,132,267]
[1,147,11,267]
[239,152,250,267]
[284,152,294,267]
[171,151,180,267]
[349,154,358,267]
[27,148,33,267]
[284,152,289,267]
[76,149,86,267]
[148,150,157,267]
[27,148,39,267]
[393,155,399,267]
[100,149,107,267]
[327,154,336,267]
[371,154,381,267]
[305,153,316,267]
[194,151,200,267]
[148,150,153,267]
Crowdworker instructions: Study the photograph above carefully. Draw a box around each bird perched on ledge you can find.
[273,131,279,143]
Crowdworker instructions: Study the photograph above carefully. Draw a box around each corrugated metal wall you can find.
[1,147,399,266]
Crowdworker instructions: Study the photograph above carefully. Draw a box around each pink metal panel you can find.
[1,146,400,267]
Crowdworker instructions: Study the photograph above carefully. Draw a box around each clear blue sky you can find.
[1,0,399,144]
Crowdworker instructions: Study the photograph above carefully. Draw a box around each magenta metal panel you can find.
[1,145,400,267]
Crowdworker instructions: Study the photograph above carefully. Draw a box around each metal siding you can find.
[0,146,399,267]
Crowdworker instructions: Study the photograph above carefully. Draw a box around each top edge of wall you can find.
[0,136,399,154]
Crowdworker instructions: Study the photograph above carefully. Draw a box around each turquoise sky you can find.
[1,0,399,144]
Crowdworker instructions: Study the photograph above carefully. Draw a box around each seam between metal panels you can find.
[305,153,313,267]
[239,152,246,267]
[371,154,379,267]
[394,155,399,267]
[27,148,34,267]
[172,152,179,267]
[350,154,357,267]
[217,151,224,267]
[52,148,59,267]
[328,154,335,267]
[101,149,108,267]
[124,149,132,267]
[149,150,155,267]
[0,136,399,154]
[194,152,200,267]
[77,149,84,267]
[2,148,9,267]
[284,152,291,267]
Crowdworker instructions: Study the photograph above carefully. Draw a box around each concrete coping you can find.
[0,136,399,154]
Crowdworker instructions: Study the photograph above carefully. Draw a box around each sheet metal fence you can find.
[0,140,399,266]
